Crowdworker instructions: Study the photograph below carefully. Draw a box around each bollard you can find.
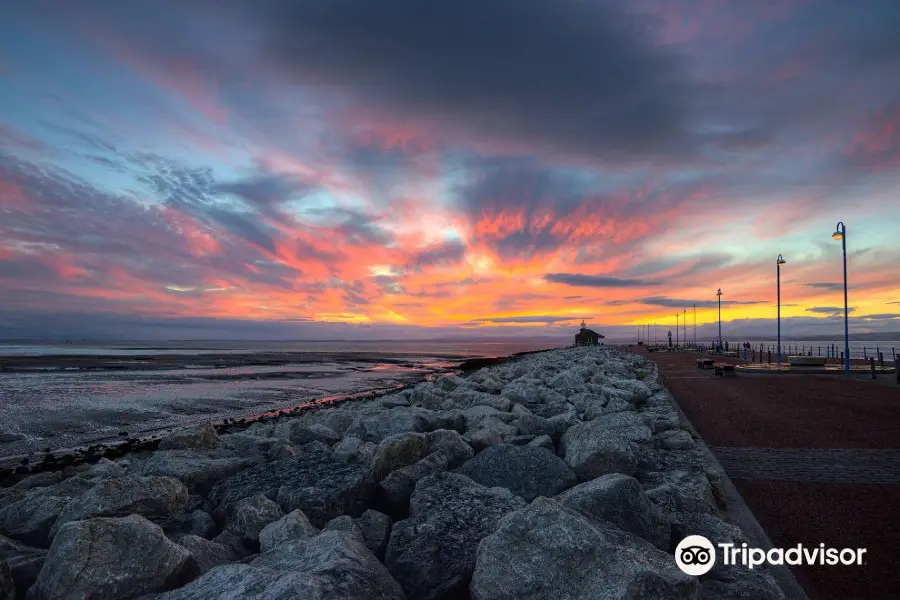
[870,357,876,379]
[818,346,821,356]
[896,357,900,384]
[879,352,884,367]
[767,350,771,364]
[864,347,868,360]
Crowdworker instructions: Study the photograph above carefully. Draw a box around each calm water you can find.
[0,339,569,458]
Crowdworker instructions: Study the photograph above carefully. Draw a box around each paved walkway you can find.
[642,349,900,600]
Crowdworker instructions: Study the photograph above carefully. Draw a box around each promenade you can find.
[644,349,900,600]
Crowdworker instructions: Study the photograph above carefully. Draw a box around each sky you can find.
[1,0,899,341]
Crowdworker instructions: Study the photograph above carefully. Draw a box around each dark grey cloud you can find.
[213,174,311,215]
[860,313,900,320]
[804,282,844,291]
[639,297,764,308]
[248,0,694,161]
[807,306,856,315]
[544,274,659,288]
[407,240,466,270]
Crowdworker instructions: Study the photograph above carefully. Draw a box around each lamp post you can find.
[716,288,723,351]
[832,222,851,376]
[693,304,696,346]
[777,254,786,367]
[676,313,679,347]
[683,308,687,348]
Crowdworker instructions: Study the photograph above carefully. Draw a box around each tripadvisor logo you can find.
[675,535,868,576]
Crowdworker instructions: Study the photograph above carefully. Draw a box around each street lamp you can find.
[716,288,723,351]
[832,222,851,376]
[676,312,679,347]
[777,254,786,367]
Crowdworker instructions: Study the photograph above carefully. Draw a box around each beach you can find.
[0,340,567,460]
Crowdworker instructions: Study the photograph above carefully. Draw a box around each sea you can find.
[0,339,569,458]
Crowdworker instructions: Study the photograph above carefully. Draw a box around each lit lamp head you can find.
[716,288,722,297]
[777,254,786,266]
[832,221,844,241]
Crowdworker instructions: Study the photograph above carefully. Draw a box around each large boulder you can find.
[158,422,219,451]
[455,444,576,502]
[273,420,341,446]
[372,430,473,481]
[170,510,218,539]
[0,494,71,547]
[377,451,455,518]
[258,509,319,553]
[344,408,435,443]
[224,494,284,549]
[556,473,670,550]
[153,531,406,600]
[1,534,46,599]
[641,471,719,526]
[30,515,196,600]
[357,509,392,561]
[176,535,234,575]
[470,497,698,600]
[207,442,374,528]
[385,472,525,600]
[142,451,255,495]
[559,421,637,480]
[51,475,189,537]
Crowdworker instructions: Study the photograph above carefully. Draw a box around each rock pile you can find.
[0,347,786,599]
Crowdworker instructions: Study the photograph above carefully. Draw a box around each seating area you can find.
[696,357,715,369]
[714,363,736,377]
[787,356,828,367]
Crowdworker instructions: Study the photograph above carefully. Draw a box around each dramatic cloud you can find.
[1,0,899,339]
[249,0,694,162]
[544,274,660,288]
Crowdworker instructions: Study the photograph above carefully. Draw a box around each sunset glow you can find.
[1,0,898,340]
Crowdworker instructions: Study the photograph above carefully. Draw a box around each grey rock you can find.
[357,509,392,561]
[0,495,71,547]
[51,475,189,538]
[653,429,696,450]
[171,510,217,539]
[242,421,275,437]
[176,535,233,575]
[142,451,255,495]
[30,515,196,600]
[642,470,719,526]
[559,421,637,481]
[153,531,406,600]
[512,414,555,437]
[385,472,525,600]
[465,427,505,452]
[258,509,319,553]
[344,408,434,443]
[323,515,364,541]
[456,444,577,502]
[210,530,251,561]
[274,420,340,446]
[85,458,126,478]
[225,494,284,548]
[265,442,296,461]
[470,497,698,600]
[531,399,574,418]
[214,433,280,458]
[509,403,532,416]
[527,434,555,451]
[159,422,219,451]
[372,429,473,482]
[208,442,375,528]
[377,451,455,517]
[556,473,670,550]
[633,447,710,474]
[12,472,62,491]
[1,534,45,599]
[546,411,581,442]
[381,395,411,408]
[0,562,13,600]
[675,513,751,582]
[331,436,365,462]
[504,434,537,445]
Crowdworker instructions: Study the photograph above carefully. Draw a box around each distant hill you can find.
[788,331,900,341]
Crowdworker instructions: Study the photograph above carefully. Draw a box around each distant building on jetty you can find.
[575,320,604,346]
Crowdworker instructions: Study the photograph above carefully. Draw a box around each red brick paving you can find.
[640,349,900,600]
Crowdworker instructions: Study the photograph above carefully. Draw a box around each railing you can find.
[616,342,897,364]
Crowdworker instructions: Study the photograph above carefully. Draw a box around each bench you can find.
[788,356,827,367]
[714,363,736,377]
[696,358,714,369]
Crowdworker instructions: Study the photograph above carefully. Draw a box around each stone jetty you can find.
[0,347,786,599]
